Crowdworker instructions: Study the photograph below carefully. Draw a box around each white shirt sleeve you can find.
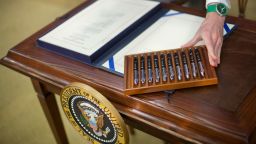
[206,0,231,9]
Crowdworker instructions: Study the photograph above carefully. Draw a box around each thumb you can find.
[182,32,201,48]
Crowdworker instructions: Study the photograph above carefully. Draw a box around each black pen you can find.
[174,52,182,81]
[189,48,197,78]
[154,54,160,83]
[160,53,167,82]
[181,50,190,80]
[195,48,205,77]
[133,56,139,85]
[147,55,153,83]
[140,55,146,84]
[167,53,175,81]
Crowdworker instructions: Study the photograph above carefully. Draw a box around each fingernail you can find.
[210,61,214,67]
[211,61,217,67]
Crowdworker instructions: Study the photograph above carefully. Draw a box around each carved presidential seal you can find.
[60,82,128,144]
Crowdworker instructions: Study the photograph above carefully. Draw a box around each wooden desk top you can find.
[1,1,256,143]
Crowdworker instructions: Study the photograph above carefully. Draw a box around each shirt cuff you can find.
[206,0,231,9]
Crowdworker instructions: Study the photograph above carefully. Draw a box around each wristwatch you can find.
[207,3,229,16]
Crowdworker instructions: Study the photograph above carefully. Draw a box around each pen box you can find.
[124,46,218,95]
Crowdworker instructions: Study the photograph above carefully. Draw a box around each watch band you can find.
[207,3,228,16]
[207,4,217,13]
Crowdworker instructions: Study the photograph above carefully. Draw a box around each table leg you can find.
[32,79,68,144]
[128,125,135,135]
[239,0,248,18]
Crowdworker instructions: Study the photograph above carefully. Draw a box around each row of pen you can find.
[132,47,206,86]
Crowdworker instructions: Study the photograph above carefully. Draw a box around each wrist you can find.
[206,12,225,21]
[205,12,225,28]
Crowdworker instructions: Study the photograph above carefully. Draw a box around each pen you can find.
[147,55,153,83]
[167,53,175,81]
[140,55,146,84]
[154,54,160,83]
[181,50,190,80]
[195,48,205,77]
[133,56,139,85]
[160,53,167,82]
[189,48,197,78]
[174,52,182,81]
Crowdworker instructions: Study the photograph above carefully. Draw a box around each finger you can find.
[204,37,217,60]
[214,38,220,64]
[182,32,201,48]
[217,27,224,64]
[202,34,218,67]
[215,38,223,64]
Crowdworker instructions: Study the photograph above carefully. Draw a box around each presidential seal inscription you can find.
[61,82,129,144]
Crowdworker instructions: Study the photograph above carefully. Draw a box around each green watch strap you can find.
[207,3,228,16]
[207,4,217,13]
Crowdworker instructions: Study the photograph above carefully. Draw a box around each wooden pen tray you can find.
[124,46,218,95]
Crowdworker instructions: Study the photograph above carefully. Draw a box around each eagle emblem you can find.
[77,101,110,138]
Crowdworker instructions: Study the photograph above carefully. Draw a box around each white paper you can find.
[39,0,159,56]
[102,10,235,74]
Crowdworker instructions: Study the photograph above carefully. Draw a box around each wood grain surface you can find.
[1,1,256,143]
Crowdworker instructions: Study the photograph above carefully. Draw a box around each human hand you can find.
[182,12,225,67]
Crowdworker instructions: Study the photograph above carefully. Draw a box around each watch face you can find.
[217,3,227,15]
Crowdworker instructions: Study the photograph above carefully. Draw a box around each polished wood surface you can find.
[1,1,256,143]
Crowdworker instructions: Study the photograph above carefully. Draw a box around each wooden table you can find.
[1,1,256,144]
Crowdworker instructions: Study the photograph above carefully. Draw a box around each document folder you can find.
[37,0,161,64]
